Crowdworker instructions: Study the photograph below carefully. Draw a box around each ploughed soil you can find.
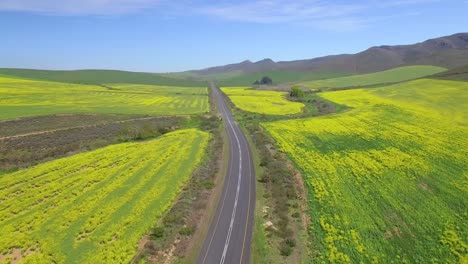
[0,114,183,173]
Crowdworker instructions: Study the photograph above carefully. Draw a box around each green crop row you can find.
[0,129,210,263]
[0,76,209,120]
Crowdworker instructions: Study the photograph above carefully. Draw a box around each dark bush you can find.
[285,238,296,248]
[163,211,184,225]
[179,226,195,236]
[253,76,273,85]
[200,180,215,189]
[151,226,165,238]
[279,242,293,256]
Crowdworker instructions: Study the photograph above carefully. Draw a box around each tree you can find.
[260,76,273,85]
[253,76,273,85]
[290,86,304,98]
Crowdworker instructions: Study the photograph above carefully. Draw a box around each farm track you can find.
[0,115,191,141]
[197,83,255,264]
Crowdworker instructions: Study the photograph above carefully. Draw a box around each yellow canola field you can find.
[222,87,304,115]
[0,129,210,263]
[262,79,468,263]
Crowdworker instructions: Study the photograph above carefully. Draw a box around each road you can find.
[197,83,256,264]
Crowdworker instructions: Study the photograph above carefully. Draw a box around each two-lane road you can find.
[197,83,256,264]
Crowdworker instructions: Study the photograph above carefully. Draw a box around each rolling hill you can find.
[0,68,207,87]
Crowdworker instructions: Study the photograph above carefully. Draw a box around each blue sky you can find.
[1,0,466,72]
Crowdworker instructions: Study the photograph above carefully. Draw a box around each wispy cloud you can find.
[196,1,364,29]
[0,0,437,31]
[0,0,161,15]
[194,0,435,31]
[379,0,440,6]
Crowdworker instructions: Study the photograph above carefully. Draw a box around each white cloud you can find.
[0,0,161,15]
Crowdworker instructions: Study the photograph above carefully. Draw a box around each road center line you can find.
[217,88,244,264]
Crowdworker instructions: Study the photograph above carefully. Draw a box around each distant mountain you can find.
[195,59,278,75]
[191,33,468,76]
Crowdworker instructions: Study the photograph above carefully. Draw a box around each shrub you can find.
[279,241,293,256]
[179,226,195,236]
[285,238,296,248]
[290,86,304,98]
[151,226,165,238]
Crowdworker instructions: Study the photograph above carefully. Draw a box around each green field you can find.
[0,129,209,263]
[0,68,206,87]
[0,76,209,119]
[213,70,350,86]
[300,65,446,89]
[221,87,304,115]
[262,79,467,263]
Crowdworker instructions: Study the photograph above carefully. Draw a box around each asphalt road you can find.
[197,83,256,264]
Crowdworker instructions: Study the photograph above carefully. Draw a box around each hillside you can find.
[300,65,446,90]
[190,33,468,84]
[431,64,468,81]
[0,68,207,87]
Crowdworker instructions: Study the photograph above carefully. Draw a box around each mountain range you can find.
[191,33,468,76]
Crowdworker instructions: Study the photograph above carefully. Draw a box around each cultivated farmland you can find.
[0,76,208,120]
[262,79,468,263]
[0,129,209,263]
[300,65,446,90]
[221,87,304,115]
